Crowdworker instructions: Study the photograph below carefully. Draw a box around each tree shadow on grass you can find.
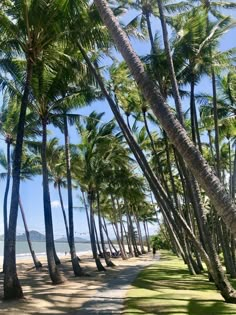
[124,253,236,315]
[188,299,236,315]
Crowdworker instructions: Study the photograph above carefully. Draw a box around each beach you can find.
[0,252,153,314]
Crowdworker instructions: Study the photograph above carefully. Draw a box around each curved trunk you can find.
[93,0,236,237]
[4,59,33,299]
[18,197,42,269]
[63,115,82,276]
[3,140,11,273]
[42,118,63,284]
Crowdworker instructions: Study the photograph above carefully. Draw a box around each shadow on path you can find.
[73,254,155,315]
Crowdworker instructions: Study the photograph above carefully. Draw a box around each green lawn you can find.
[124,251,236,315]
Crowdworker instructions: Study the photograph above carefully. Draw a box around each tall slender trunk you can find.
[96,191,114,267]
[88,191,106,271]
[41,118,63,284]
[4,59,33,299]
[232,146,236,200]
[93,0,236,237]
[3,140,11,273]
[82,191,91,236]
[143,221,150,252]
[110,194,127,259]
[63,115,82,276]
[212,68,221,178]
[18,197,42,269]
[58,183,70,244]
[134,212,145,253]
[156,0,184,125]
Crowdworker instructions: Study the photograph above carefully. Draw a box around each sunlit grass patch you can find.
[124,251,236,315]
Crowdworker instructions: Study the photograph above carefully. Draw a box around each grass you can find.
[124,251,236,315]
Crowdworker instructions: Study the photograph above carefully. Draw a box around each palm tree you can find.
[0,0,72,298]
[93,0,236,238]
[190,0,236,19]
[73,112,120,270]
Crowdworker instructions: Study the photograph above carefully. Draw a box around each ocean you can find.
[0,240,92,268]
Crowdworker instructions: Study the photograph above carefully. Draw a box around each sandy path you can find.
[0,253,154,314]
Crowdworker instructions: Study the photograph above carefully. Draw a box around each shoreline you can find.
[0,249,93,270]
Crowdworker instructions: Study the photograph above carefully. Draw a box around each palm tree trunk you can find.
[88,191,106,271]
[143,220,151,252]
[82,190,91,236]
[18,197,42,269]
[93,0,236,237]
[41,118,63,284]
[212,68,221,178]
[96,191,115,267]
[156,0,184,125]
[58,183,70,244]
[110,194,127,259]
[63,115,82,276]
[4,58,33,299]
[232,146,236,199]
[133,212,145,254]
[102,217,118,256]
[3,140,11,273]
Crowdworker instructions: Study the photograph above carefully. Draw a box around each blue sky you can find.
[0,5,236,239]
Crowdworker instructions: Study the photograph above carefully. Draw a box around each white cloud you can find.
[51,200,61,209]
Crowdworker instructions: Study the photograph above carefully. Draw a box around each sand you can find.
[0,253,153,314]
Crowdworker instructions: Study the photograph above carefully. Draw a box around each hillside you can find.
[0,231,88,243]
[55,236,89,243]
[16,230,46,242]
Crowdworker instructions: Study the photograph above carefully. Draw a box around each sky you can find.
[0,4,236,240]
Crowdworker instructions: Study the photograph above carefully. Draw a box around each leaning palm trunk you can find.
[18,197,42,269]
[93,0,236,236]
[102,218,117,255]
[4,59,33,299]
[41,118,64,284]
[63,115,83,276]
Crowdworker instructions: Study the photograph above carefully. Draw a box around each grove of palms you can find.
[0,0,236,307]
